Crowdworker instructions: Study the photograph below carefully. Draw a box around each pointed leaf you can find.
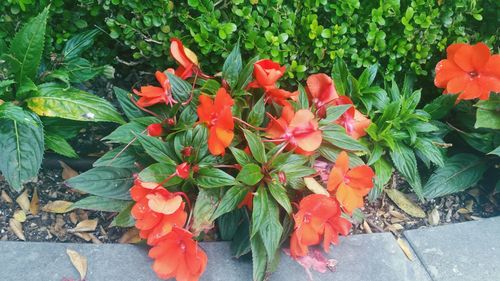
[66,167,134,200]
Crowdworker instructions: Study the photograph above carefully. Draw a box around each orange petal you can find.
[214,87,234,108]
[453,44,476,72]
[208,127,226,156]
[289,109,315,128]
[459,79,483,100]
[434,59,465,88]
[170,38,196,68]
[147,194,183,215]
[215,127,234,147]
[483,55,500,77]
[137,86,164,97]
[296,130,322,152]
[216,107,234,131]
[155,71,169,88]
[306,73,339,102]
[472,42,491,70]
[335,182,364,214]
[346,165,375,190]
[446,74,470,95]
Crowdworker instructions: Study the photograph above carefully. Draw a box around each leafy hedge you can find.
[1,0,498,80]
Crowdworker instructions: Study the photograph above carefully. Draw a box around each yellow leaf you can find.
[1,190,13,203]
[396,238,414,261]
[428,208,440,226]
[304,177,329,196]
[385,189,425,218]
[69,219,98,233]
[13,210,26,222]
[30,187,40,215]
[42,200,73,213]
[66,249,87,280]
[59,161,79,180]
[16,189,31,213]
[9,219,25,241]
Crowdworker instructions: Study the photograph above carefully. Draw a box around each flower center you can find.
[303,212,312,223]
[469,71,479,78]
[179,241,186,252]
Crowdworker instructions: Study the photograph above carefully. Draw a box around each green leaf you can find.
[70,196,130,212]
[217,208,244,240]
[297,84,309,110]
[358,64,378,89]
[231,210,251,257]
[135,133,176,165]
[368,157,392,201]
[488,146,500,157]
[251,232,268,281]
[62,58,106,83]
[268,178,292,214]
[0,102,32,124]
[63,29,100,60]
[113,87,145,120]
[390,142,423,200]
[27,84,125,124]
[111,202,135,227]
[251,185,269,237]
[93,146,137,169]
[259,195,283,263]
[191,189,219,235]
[45,133,78,158]
[0,111,44,191]
[139,163,183,187]
[7,7,49,83]
[212,184,249,220]
[166,72,191,102]
[103,116,159,144]
[331,57,349,95]
[322,125,368,152]
[423,94,457,120]
[229,147,252,166]
[66,167,134,200]
[196,167,236,188]
[235,56,259,90]
[237,163,264,186]
[319,104,352,124]
[475,96,500,129]
[319,145,365,167]
[243,129,266,164]
[423,153,488,199]
[222,41,242,89]
[16,77,38,100]
[414,138,444,167]
[248,96,265,127]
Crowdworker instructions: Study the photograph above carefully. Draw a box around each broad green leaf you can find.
[7,7,49,83]
[166,72,191,102]
[237,164,264,186]
[235,55,259,90]
[93,146,137,169]
[45,133,78,158]
[212,184,249,220]
[200,79,221,95]
[243,129,266,163]
[248,96,265,126]
[113,87,145,120]
[488,146,500,157]
[358,64,378,89]
[0,102,32,124]
[222,41,242,89]
[191,189,220,235]
[390,142,423,200]
[217,208,244,240]
[70,196,130,212]
[103,116,159,144]
[251,185,268,237]
[139,163,182,187]
[331,57,349,95]
[297,84,309,110]
[423,153,488,199]
[231,209,251,257]
[63,29,100,60]
[319,145,365,167]
[66,167,134,200]
[135,133,176,165]
[423,94,457,120]
[61,58,106,83]
[414,138,444,167]
[111,202,135,227]
[27,84,125,124]
[251,232,267,281]
[0,111,44,191]
[229,147,253,166]
[196,167,236,188]
[368,157,392,201]
[322,126,368,152]
[259,196,283,263]
[16,77,37,100]
[268,179,292,214]
[475,96,500,129]
[319,104,352,124]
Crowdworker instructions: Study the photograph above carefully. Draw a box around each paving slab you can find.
[404,216,500,281]
[0,233,430,281]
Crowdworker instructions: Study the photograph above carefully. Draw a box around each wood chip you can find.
[304,177,329,196]
[73,232,92,242]
[60,161,79,180]
[88,233,102,244]
[457,208,471,214]
[389,210,406,220]
[42,200,73,213]
[30,187,40,215]
[66,249,87,280]
[69,219,98,233]
[1,190,13,203]
[13,210,26,223]
[428,208,440,226]
[16,190,31,213]
[118,228,142,244]
[69,212,79,224]
[362,220,372,234]
[385,189,425,218]
[396,238,414,261]
[9,219,25,241]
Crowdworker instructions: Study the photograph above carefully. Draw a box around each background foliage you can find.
[1,0,498,81]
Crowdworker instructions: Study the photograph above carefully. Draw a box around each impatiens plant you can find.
[66,38,377,280]
[0,7,123,191]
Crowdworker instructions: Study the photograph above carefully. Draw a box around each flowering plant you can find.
[66,39,376,280]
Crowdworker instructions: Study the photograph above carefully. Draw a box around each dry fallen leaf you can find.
[73,232,92,242]
[304,177,329,196]
[465,200,474,212]
[16,190,31,213]
[42,200,73,213]
[385,189,425,218]
[60,161,79,180]
[119,228,142,244]
[396,238,414,261]
[1,190,13,203]
[69,212,79,225]
[13,210,26,223]
[88,233,102,244]
[428,208,440,226]
[389,210,406,220]
[362,220,372,234]
[30,187,40,215]
[457,208,471,214]
[9,219,25,241]
[69,219,98,233]
[66,249,87,280]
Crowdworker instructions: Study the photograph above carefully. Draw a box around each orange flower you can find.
[327,151,375,214]
[265,88,299,107]
[248,59,286,91]
[306,73,339,117]
[170,38,210,79]
[266,105,322,154]
[133,70,177,107]
[434,42,500,100]
[197,87,235,156]
[333,96,371,139]
[130,180,187,245]
[238,190,253,210]
[149,226,207,281]
[290,194,351,258]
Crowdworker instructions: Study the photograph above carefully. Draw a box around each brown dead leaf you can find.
[88,233,102,244]
[59,161,79,180]
[385,189,425,218]
[1,190,13,203]
[69,212,79,224]
[73,232,92,242]
[9,219,25,241]
[465,200,474,212]
[389,210,406,220]
[457,208,471,214]
[42,200,73,213]
[304,177,329,196]
[13,210,26,222]
[30,187,40,215]
[16,190,31,213]
[69,219,98,233]
[362,220,372,234]
[428,208,440,226]
[66,249,87,280]
[396,238,414,261]
[119,228,142,244]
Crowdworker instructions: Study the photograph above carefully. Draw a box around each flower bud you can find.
[176,162,190,179]
[278,171,287,184]
[182,146,193,157]
[147,123,165,137]
[166,118,176,126]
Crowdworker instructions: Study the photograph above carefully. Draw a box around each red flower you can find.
[306,73,339,117]
[170,38,210,79]
[133,70,177,107]
[265,88,299,106]
[290,194,351,258]
[238,191,253,210]
[248,59,286,91]
[175,163,191,179]
[149,226,207,281]
[197,88,235,156]
[327,151,375,214]
[434,42,500,100]
[130,180,187,245]
[266,105,322,154]
[333,96,371,139]
[147,123,165,137]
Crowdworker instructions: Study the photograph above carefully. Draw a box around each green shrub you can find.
[1,0,497,81]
